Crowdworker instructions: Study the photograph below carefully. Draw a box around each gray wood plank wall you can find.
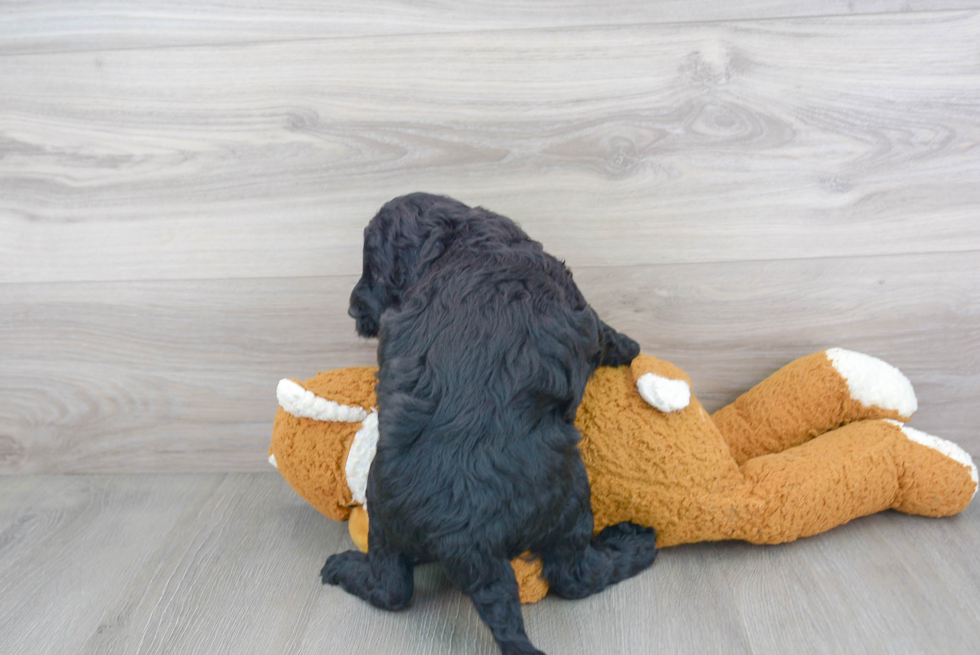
[2,3,979,473]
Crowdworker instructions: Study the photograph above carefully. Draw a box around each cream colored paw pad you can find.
[826,348,918,418]
[886,419,978,499]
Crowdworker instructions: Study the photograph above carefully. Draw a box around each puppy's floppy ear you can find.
[418,210,455,270]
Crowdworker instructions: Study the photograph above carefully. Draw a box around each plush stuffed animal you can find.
[269,349,977,603]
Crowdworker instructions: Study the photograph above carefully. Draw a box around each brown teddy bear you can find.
[269,349,977,603]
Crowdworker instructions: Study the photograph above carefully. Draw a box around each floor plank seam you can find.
[1,7,976,59]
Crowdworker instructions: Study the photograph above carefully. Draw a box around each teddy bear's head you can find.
[269,367,379,532]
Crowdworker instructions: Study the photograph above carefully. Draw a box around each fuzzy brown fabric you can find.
[270,352,976,603]
[712,352,907,466]
[270,367,377,521]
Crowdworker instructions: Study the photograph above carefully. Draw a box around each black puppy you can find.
[324,193,658,655]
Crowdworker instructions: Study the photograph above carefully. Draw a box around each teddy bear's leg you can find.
[713,349,918,465]
[885,422,978,516]
[511,555,550,604]
[321,521,415,611]
[730,419,976,544]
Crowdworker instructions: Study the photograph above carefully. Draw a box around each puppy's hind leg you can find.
[443,554,544,655]
[540,506,658,600]
[321,543,415,611]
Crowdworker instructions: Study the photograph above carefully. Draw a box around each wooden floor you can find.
[1,473,978,655]
[2,2,979,653]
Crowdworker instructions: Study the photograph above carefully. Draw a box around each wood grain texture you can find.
[2,251,977,474]
[0,474,227,654]
[1,473,978,654]
[3,1,978,55]
[2,11,980,283]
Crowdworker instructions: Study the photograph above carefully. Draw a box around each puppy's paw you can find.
[620,335,641,364]
[602,330,640,367]
[597,521,655,546]
[321,550,366,585]
[597,522,659,575]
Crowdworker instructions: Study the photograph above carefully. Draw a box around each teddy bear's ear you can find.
[276,379,369,422]
[630,355,692,413]
[636,373,691,413]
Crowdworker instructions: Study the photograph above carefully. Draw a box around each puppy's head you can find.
[348,193,469,337]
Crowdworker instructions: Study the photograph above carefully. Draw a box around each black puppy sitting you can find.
[324,193,658,655]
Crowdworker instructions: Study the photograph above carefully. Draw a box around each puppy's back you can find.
[369,246,599,557]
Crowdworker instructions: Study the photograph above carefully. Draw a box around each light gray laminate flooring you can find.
[1,473,978,654]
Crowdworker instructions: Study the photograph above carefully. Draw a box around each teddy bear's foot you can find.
[712,348,920,465]
[825,348,917,419]
[888,420,978,516]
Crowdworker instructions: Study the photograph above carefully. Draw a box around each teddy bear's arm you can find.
[297,366,379,411]
[712,349,917,465]
[277,379,368,422]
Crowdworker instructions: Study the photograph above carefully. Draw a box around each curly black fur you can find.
[327,193,657,655]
